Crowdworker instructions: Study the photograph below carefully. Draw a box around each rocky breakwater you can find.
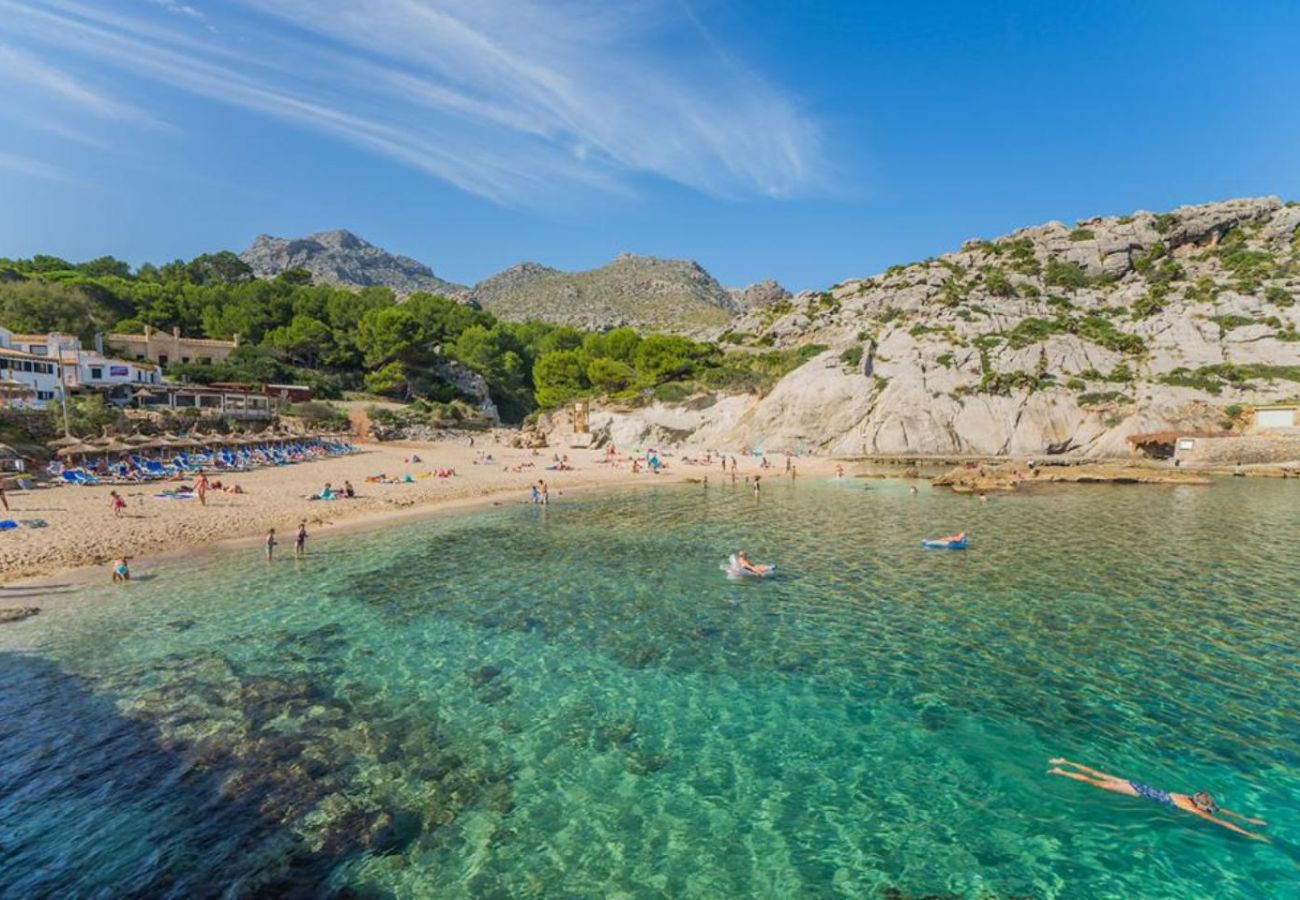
[931,462,1211,493]
[600,197,1300,458]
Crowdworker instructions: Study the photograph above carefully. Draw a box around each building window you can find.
[181,356,191,364]
[198,357,211,365]
[159,354,169,366]
[37,390,55,400]
[29,345,47,356]
[91,367,103,380]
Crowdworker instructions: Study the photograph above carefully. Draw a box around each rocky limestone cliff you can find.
[728,279,792,311]
[465,253,784,334]
[581,197,1300,457]
[241,230,466,296]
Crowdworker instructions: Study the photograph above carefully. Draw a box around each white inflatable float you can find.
[721,554,776,579]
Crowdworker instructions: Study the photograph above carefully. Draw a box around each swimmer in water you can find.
[1048,758,1268,841]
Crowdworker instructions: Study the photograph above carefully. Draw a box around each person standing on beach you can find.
[295,521,308,558]
[266,528,277,561]
[753,475,761,495]
[0,478,7,512]
[195,473,209,507]
[110,490,126,518]
[540,480,549,505]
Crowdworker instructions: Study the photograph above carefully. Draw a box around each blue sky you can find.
[1,1,1298,291]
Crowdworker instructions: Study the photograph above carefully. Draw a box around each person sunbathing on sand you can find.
[1048,758,1268,841]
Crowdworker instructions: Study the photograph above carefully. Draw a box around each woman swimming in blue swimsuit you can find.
[1048,758,1269,841]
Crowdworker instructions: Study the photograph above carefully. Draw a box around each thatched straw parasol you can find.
[48,434,84,449]
[55,442,100,458]
[0,378,34,403]
[125,433,155,446]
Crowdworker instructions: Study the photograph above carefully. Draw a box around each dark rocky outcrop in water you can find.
[0,606,39,624]
[0,636,517,896]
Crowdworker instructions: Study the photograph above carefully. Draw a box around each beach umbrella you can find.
[99,438,132,455]
[47,434,84,449]
[125,433,155,446]
[55,442,100,458]
[0,442,18,459]
[0,378,34,406]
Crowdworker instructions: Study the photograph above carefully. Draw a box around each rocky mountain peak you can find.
[240,230,466,297]
[465,253,743,334]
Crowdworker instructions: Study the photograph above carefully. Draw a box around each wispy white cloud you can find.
[146,0,202,20]
[0,0,824,202]
[0,151,69,181]
[0,42,149,121]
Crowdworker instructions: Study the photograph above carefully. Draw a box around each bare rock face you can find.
[606,197,1300,457]
[728,279,792,311]
[431,359,499,424]
[241,230,466,297]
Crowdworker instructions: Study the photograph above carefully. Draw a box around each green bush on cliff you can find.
[1044,260,1091,289]
[980,266,1018,297]
[1265,286,1294,307]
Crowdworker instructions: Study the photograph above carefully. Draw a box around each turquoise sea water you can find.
[1,478,1298,898]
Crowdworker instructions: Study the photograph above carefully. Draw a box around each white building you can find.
[0,328,163,408]
[60,347,162,398]
[0,327,62,407]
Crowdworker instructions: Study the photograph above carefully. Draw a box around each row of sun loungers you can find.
[49,439,356,485]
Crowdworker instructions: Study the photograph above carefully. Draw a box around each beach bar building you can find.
[137,383,272,420]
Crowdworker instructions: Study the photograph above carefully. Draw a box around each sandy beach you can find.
[0,439,829,585]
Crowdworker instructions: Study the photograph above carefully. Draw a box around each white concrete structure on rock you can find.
[1252,404,1299,432]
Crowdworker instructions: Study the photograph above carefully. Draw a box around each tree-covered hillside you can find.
[0,252,814,423]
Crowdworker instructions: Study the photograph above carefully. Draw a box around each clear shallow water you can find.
[2,478,1298,898]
